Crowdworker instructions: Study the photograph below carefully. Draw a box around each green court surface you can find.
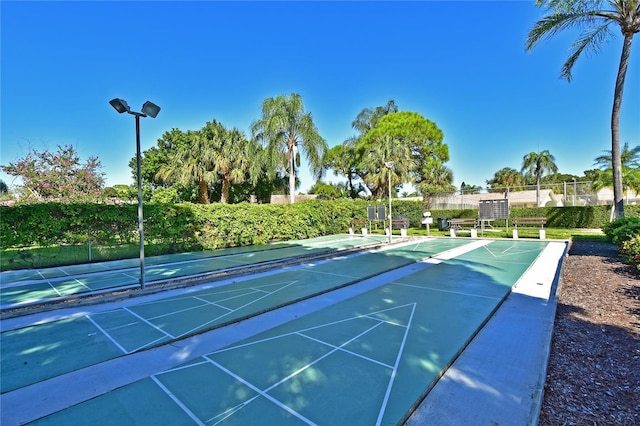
[0,234,389,308]
[0,238,471,393]
[24,239,550,425]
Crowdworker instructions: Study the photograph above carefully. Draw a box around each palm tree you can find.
[361,135,412,198]
[593,142,640,197]
[325,100,398,198]
[417,159,455,209]
[201,120,258,204]
[351,100,398,135]
[526,0,640,217]
[486,167,525,191]
[251,93,327,204]
[521,150,559,207]
[157,130,216,204]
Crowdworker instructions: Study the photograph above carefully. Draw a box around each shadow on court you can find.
[1,238,554,425]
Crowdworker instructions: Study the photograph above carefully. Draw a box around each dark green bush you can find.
[2,200,639,252]
[602,217,640,245]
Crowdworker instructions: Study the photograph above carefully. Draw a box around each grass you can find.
[402,226,606,241]
[0,228,607,272]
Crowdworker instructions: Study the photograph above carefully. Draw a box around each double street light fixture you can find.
[109,98,161,289]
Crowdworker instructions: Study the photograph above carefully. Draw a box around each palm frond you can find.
[562,23,613,80]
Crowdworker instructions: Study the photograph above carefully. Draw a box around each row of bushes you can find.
[603,217,640,270]
[0,200,366,251]
[2,200,639,251]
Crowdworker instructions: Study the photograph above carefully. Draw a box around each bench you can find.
[512,217,546,228]
[391,217,410,230]
[350,219,367,228]
[349,219,369,236]
[448,218,477,230]
[512,217,546,239]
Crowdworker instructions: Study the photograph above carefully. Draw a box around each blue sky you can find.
[1,1,639,194]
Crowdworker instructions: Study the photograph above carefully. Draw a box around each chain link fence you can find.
[425,182,640,210]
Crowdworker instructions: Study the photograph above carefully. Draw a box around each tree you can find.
[308,181,349,199]
[360,135,413,198]
[360,111,449,196]
[1,144,105,202]
[322,145,365,198]
[0,180,8,196]
[592,142,640,195]
[323,100,398,199]
[521,150,559,207]
[251,93,327,204]
[417,159,455,209]
[130,128,196,201]
[486,167,525,191]
[461,183,483,194]
[156,129,216,204]
[201,120,261,204]
[526,0,640,217]
[351,100,398,135]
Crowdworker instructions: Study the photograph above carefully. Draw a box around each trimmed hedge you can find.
[0,200,365,251]
[2,200,639,251]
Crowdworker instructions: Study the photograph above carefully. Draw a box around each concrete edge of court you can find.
[404,240,568,426]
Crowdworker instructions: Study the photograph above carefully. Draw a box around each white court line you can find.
[208,397,260,425]
[192,296,234,312]
[56,267,70,276]
[46,281,63,297]
[205,320,389,425]
[483,244,544,258]
[139,283,292,323]
[392,282,502,300]
[151,376,205,426]
[72,278,91,291]
[376,303,417,426]
[85,315,128,354]
[296,331,394,370]
[212,303,417,355]
[205,359,318,426]
[123,307,177,340]
[175,281,299,339]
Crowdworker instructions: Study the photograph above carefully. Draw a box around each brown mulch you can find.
[539,240,640,425]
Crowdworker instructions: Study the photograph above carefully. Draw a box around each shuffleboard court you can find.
[22,239,553,425]
[0,238,472,393]
[0,234,389,308]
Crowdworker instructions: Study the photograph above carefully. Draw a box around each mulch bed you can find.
[539,240,640,425]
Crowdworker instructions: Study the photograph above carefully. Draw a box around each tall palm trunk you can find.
[611,32,634,218]
[288,143,296,204]
[221,175,230,204]
[198,179,209,204]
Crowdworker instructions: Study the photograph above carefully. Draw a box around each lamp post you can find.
[109,98,161,289]
[385,161,393,244]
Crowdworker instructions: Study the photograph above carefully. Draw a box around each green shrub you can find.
[602,217,640,245]
[619,235,640,270]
